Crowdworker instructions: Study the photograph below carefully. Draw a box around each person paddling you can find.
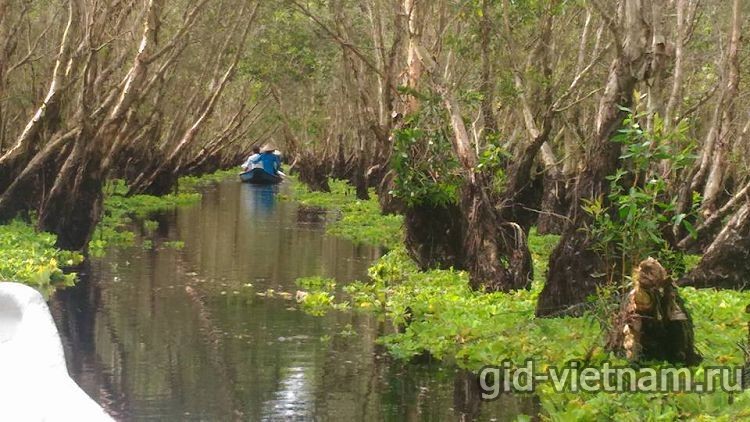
[240,145,286,186]
[257,148,283,176]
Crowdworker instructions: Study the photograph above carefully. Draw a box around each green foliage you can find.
[163,240,185,250]
[584,112,699,281]
[294,276,346,316]
[391,95,463,207]
[90,187,199,254]
[345,234,750,420]
[242,5,340,144]
[298,291,346,316]
[245,7,336,84]
[295,276,336,292]
[477,140,510,193]
[343,233,575,367]
[0,221,83,297]
[177,169,238,192]
[287,177,404,248]
[143,220,159,234]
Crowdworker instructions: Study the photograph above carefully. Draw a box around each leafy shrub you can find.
[163,240,185,250]
[476,139,510,194]
[298,291,346,316]
[391,94,463,207]
[584,112,699,282]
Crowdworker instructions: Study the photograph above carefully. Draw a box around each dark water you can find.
[50,180,537,421]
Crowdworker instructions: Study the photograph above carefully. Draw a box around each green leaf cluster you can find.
[391,96,464,207]
[0,221,83,297]
[345,238,750,420]
[584,112,700,281]
[286,177,404,249]
[90,171,235,254]
[296,275,336,292]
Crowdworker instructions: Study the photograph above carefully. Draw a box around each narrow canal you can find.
[50,180,536,421]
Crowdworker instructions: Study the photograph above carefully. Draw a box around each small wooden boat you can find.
[240,168,282,185]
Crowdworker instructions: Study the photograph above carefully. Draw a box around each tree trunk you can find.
[402,0,422,115]
[376,169,404,215]
[682,203,750,290]
[663,0,686,129]
[353,157,370,200]
[607,258,702,365]
[404,201,464,270]
[700,0,742,213]
[0,129,77,222]
[478,0,496,136]
[411,47,533,291]
[537,171,569,235]
[0,0,76,191]
[297,151,331,192]
[330,135,354,180]
[537,0,653,316]
[536,137,567,234]
[463,173,533,291]
[37,143,106,250]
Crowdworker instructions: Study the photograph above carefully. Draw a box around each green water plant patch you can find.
[286,177,404,248]
[0,221,83,297]
[90,170,236,254]
[299,220,750,420]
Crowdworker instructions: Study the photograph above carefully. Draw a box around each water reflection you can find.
[241,184,279,218]
[52,180,536,421]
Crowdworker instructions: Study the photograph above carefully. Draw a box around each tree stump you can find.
[606,258,702,365]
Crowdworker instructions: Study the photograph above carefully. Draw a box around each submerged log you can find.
[607,258,702,365]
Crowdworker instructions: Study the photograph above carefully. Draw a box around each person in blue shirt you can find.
[257,149,282,175]
[242,146,284,177]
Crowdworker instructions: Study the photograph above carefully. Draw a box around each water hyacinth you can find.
[285,177,403,249]
[293,205,750,419]
[0,221,83,298]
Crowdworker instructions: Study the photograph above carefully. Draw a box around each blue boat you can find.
[240,168,282,185]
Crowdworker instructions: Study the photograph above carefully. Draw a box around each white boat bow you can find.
[0,282,113,421]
